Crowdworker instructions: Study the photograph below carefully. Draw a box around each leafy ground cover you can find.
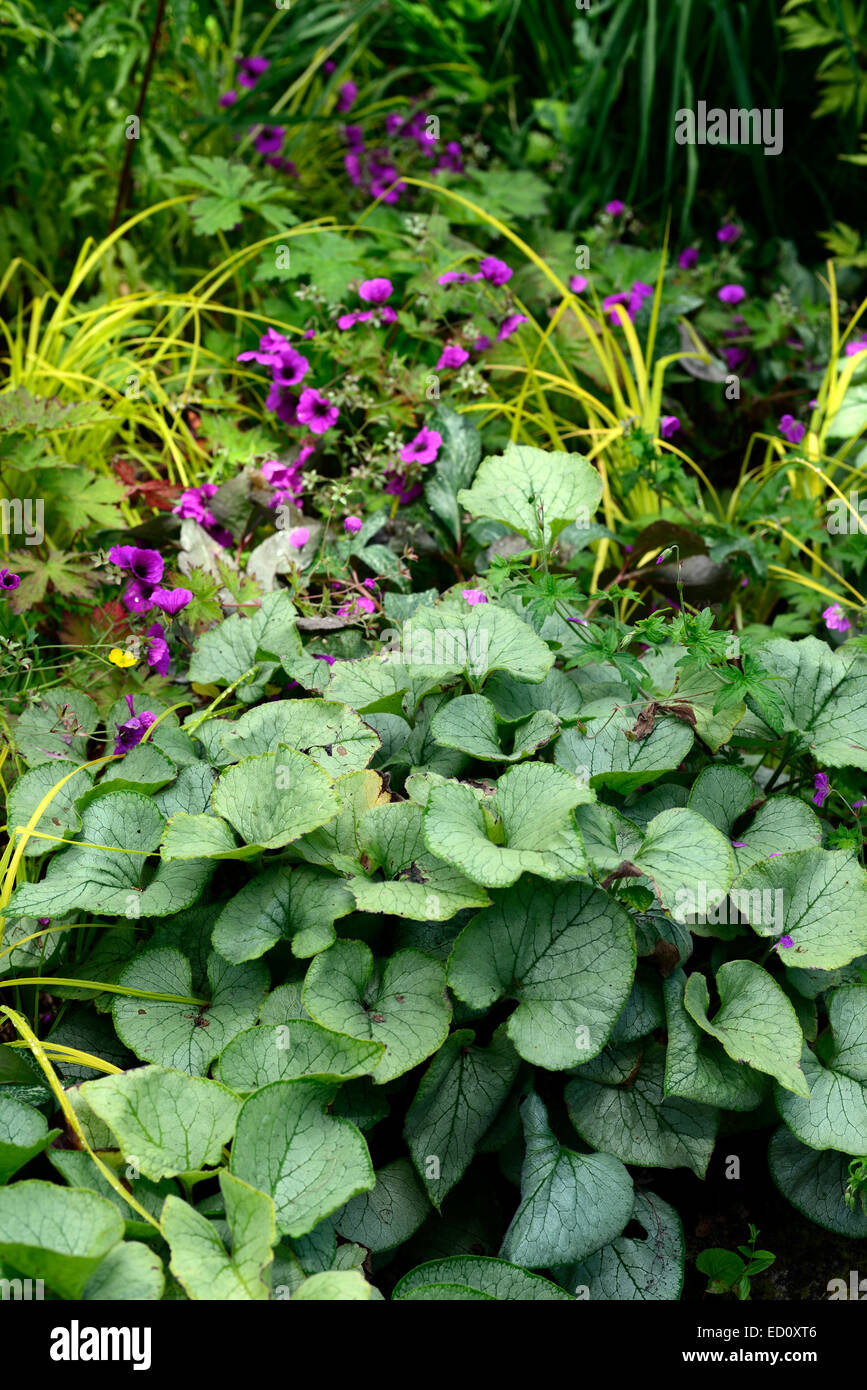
[1,0,867,1304]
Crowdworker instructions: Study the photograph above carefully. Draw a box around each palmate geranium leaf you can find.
[500,1092,633,1267]
[424,762,591,887]
[752,635,867,768]
[404,1026,521,1208]
[566,1045,719,1177]
[162,1171,275,1301]
[684,960,809,1097]
[302,940,451,1083]
[731,848,867,968]
[80,1066,241,1182]
[555,699,695,793]
[111,948,268,1074]
[447,880,635,1069]
[230,1079,374,1237]
[553,1191,685,1301]
[6,792,212,920]
[457,442,603,548]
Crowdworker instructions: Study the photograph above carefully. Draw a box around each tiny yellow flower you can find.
[109,648,138,668]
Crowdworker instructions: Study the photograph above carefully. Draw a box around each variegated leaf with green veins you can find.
[99,743,178,795]
[159,812,251,860]
[687,765,755,835]
[554,1191,684,1301]
[457,442,603,548]
[187,589,302,703]
[292,769,390,871]
[348,800,490,920]
[153,762,216,820]
[216,1021,385,1091]
[210,748,339,849]
[162,1171,275,1300]
[112,948,268,1074]
[768,1126,867,1236]
[730,798,823,874]
[214,698,380,773]
[574,803,645,874]
[732,848,867,968]
[80,1066,241,1181]
[566,1044,719,1177]
[230,1079,374,1237]
[325,656,448,718]
[430,693,560,762]
[82,1242,165,1301]
[776,1043,867,1153]
[0,1181,124,1299]
[684,960,809,1097]
[212,864,355,964]
[423,762,591,888]
[404,1026,521,1207]
[629,807,734,915]
[6,791,211,920]
[753,635,867,769]
[302,939,451,1083]
[291,1269,373,1299]
[334,1158,430,1252]
[662,970,770,1110]
[828,985,867,1081]
[392,1254,574,1301]
[500,1092,633,1267]
[484,666,585,722]
[555,699,694,793]
[399,602,554,687]
[0,1097,61,1182]
[447,880,634,1070]
[13,687,99,767]
[6,760,93,856]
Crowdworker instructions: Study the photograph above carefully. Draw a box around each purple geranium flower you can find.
[149,586,193,617]
[660,415,680,439]
[337,81,358,112]
[109,546,164,586]
[570,274,588,293]
[844,337,867,357]
[218,91,237,108]
[384,470,423,504]
[718,284,746,305]
[296,388,339,435]
[0,568,21,591]
[400,426,443,465]
[462,589,488,605]
[823,603,851,633]
[497,314,528,341]
[436,344,470,370]
[779,414,805,445]
[775,935,795,950]
[344,515,363,534]
[114,694,156,754]
[174,482,218,526]
[438,269,480,286]
[358,277,393,303]
[237,56,269,90]
[605,200,626,216]
[254,125,284,155]
[717,222,741,244]
[479,256,513,286]
[812,772,830,808]
[145,623,170,675]
[678,246,699,269]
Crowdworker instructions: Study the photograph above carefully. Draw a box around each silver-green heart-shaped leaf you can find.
[457,442,603,547]
[216,1021,385,1091]
[553,1190,684,1301]
[215,698,380,774]
[162,1171,275,1300]
[684,960,809,1097]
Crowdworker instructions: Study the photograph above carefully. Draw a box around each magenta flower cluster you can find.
[237,328,339,438]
